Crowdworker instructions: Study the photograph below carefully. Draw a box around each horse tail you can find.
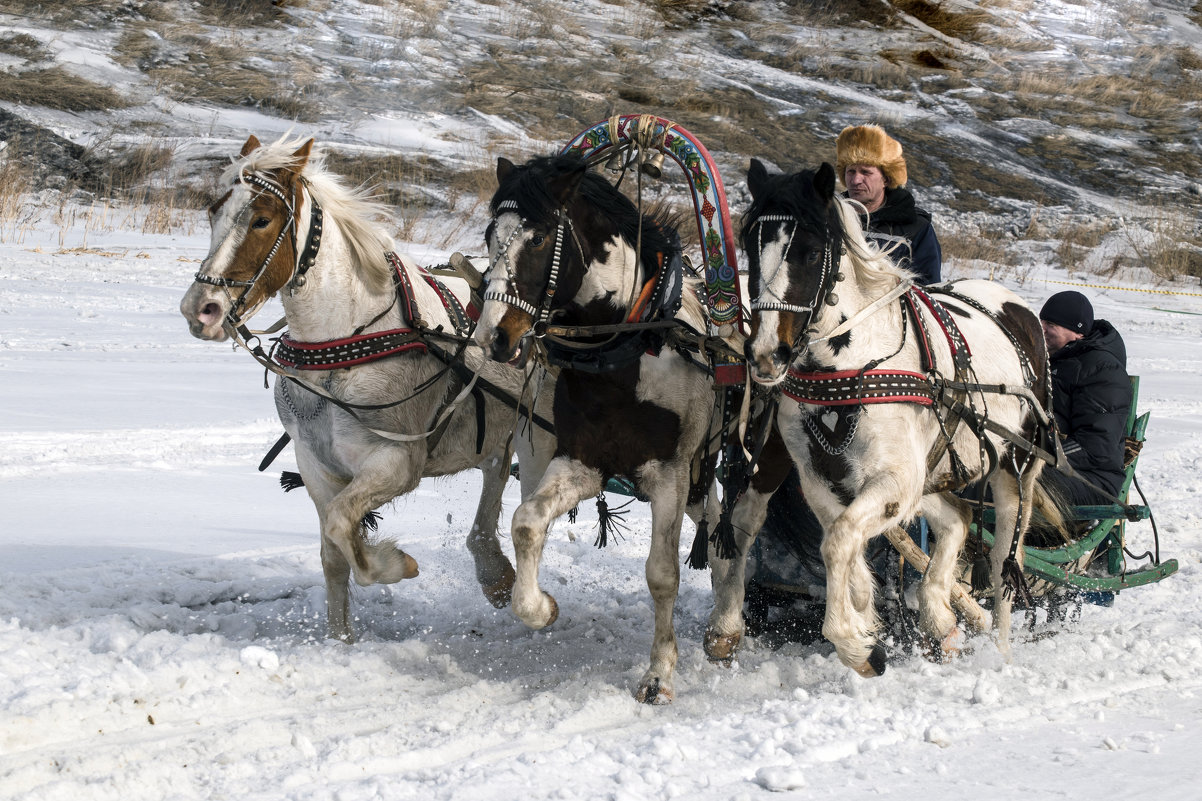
[1026,469,1075,547]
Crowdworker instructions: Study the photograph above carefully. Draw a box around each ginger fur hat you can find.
[835,125,909,189]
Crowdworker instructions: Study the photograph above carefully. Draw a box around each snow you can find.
[2,199,1202,801]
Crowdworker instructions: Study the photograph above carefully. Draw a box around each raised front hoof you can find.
[703,627,742,664]
[635,676,674,705]
[481,562,516,609]
[354,544,420,586]
[851,643,889,678]
[513,591,559,630]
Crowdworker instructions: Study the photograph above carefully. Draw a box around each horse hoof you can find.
[636,677,674,705]
[481,564,516,609]
[401,552,419,579]
[543,594,559,627]
[703,628,742,663]
[853,643,888,678]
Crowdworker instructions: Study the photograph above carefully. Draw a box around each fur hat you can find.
[1040,290,1094,336]
[835,125,908,189]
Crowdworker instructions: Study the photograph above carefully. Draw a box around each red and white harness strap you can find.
[274,252,470,371]
[783,368,936,407]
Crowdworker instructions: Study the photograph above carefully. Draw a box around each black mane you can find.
[738,165,843,254]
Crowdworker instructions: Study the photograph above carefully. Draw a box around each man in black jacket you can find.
[1039,290,1133,506]
[835,124,942,284]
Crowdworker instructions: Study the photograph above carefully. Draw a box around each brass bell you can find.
[604,148,626,173]
[640,150,665,179]
[825,293,839,306]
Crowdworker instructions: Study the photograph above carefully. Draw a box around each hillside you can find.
[2,0,1201,279]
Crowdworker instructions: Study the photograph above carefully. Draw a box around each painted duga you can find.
[733,160,1055,675]
[180,134,554,641]
[472,153,732,703]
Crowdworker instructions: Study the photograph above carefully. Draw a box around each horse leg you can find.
[510,457,601,630]
[819,478,916,676]
[635,468,690,704]
[988,466,1039,657]
[466,448,516,609]
[322,445,423,588]
[917,493,973,649]
[294,446,358,641]
[704,486,773,662]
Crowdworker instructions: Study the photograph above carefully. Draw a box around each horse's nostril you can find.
[200,302,221,323]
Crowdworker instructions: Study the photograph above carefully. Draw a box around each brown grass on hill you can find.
[0,66,128,111]
[892,0,991,39]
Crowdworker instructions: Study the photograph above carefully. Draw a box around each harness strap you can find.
[783,368,937,406]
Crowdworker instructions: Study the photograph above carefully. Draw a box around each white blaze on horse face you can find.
[748,228,794,384]
[179,188,256,341]
[475,211,526,347]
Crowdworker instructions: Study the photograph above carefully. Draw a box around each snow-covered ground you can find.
[2,203,1201,801]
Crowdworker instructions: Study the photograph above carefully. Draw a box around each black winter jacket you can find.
[848,186,942,285]
[1049,319,1133,498]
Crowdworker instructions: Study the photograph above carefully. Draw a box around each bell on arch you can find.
[640,150,665,179]
[604,147,626,173]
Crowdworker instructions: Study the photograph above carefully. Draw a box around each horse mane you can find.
[225,134,396,294]
[832,194,915,295]
[739,166,913,298]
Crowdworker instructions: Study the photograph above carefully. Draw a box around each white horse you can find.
[735,160,1054,673]
[180,134,554,641]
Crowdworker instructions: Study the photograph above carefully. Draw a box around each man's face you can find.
[1041,319,1082,354]
[844,164,887,213]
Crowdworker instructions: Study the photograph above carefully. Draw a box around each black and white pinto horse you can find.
[735,160,1053,674]
[180,134,554,642]
[473,153,723,703]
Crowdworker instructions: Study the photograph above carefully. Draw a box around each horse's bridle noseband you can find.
[194,170,323,330]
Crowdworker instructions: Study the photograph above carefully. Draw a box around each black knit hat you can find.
[1040,290,1093,335]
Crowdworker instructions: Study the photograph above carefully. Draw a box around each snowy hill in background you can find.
[2,0,1201,276]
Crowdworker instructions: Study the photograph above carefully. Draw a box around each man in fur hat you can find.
[835,124,942,285]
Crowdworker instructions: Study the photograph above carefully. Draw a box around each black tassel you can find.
[687,520,710,570]
[361,510,382,532]
[1001,556,1033,607]
[280,471,305,492]
[710,510,738,561]
[970,555,992,593]
[593,493,630,549]
[568,505,578,524]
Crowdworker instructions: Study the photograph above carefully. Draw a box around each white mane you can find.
[833,194,917,294]
[224,134,397,294]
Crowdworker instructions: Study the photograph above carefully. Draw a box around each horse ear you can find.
[814,162,837,202]
[240,135,261,157]
[290,138,315,169]
[497,157,515,183]
[747,158,770,200]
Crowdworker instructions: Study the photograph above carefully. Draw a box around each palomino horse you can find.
[180,134,554,641]
[735,160,1053,673]
[473,153,723,703]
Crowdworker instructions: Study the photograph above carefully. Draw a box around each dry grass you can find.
[0,66,129,111]
[892,0,991,40]
[0,32,48,60]
[1116,208,1202,282]
[940,225,1027,283]
[1054,220,1114,275]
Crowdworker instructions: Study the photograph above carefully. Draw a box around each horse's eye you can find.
[252,217,271,230]
[530,233,546,247]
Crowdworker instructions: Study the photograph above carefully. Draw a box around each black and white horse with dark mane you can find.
[473,153,731,703]
[733,160,1055,674]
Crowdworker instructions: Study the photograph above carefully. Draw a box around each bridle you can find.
[745,212,840,352]
[194,169,324,330]
[483,199,583,338]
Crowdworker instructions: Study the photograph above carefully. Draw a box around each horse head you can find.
[475,153,659,365]
[180,135,320,341]
[741,159,843,385]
